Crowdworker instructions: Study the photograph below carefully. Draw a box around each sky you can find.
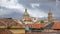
[0,0,60,20]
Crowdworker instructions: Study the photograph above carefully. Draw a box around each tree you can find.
[40,20,44,23]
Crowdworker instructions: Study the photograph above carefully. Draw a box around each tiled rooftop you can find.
[52,22,60,29]
[0,28,12,34]
[27,22,60,29]
[0,18,25,28]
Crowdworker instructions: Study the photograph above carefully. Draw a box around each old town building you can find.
[0,9,60,34]
[0,18,25,34]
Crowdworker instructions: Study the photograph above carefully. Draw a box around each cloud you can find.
[1,11,23,18]
[0,0,47,18]
[30,3,40,8]
[0,0,60,21]
[0,8,12,16]
[0,0,25,12]
[0,7,23,18]
[27,9,47,18]
[0,0,25,18]
[26,0,56,3]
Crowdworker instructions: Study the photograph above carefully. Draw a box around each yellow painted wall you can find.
[9,29,25,34]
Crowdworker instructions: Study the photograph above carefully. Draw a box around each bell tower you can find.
[48,9,52,22]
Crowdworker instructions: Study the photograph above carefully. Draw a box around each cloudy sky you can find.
[0,0,60,20]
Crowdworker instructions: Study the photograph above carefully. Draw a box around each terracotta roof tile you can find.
[0,18,24,27]
[28,22,60,29]
[0,19,7,26]
[51,22,60,29]
[0,28,12,34]
[28,23,46,28]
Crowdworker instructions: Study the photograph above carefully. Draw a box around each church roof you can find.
[23,9,29,17]
[22,9,32,22]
